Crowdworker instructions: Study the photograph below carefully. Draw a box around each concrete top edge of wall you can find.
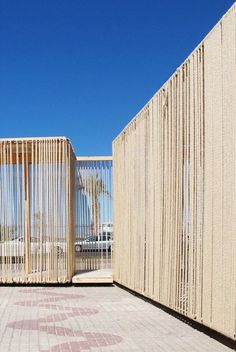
[0,136,68,142]
[112,1,236,145]
[0,136,77,158]
[76,156,113,161]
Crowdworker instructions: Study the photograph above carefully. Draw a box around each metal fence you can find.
[113,3,236,341]
[0,137,75,283]
[75,157,113,271]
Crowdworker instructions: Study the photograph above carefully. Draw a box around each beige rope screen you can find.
[75,158,113,271]
[113,3,236,340]
[0,137,75,283]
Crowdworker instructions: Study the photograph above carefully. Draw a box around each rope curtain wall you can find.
[0,137,75,283]
[113,4,236,341]
[75,158,113,271]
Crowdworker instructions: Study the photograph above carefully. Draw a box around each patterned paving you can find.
[0,285,233,351]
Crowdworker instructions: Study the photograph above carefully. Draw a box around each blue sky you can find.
[0,0,234,156]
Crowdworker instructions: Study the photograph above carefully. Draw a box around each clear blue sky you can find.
[0,0,233,156]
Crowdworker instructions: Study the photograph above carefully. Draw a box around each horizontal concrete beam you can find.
[76,156,112,161]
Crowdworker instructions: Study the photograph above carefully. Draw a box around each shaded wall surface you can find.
[0,137,75,283]
[113,4,236,340]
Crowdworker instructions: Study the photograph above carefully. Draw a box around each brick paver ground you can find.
[0,285,233,352]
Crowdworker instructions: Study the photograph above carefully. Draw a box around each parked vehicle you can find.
[0,236,65,257]
[75,233,112,252]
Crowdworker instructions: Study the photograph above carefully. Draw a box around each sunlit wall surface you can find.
[0,137,75,283]
[75,158,113,271]
[113,4,236,341]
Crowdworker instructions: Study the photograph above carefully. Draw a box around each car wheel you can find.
[76,245,82,252]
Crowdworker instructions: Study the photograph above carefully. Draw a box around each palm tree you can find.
[77,173,111,235]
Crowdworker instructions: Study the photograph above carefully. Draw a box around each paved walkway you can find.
[0,285,233,352]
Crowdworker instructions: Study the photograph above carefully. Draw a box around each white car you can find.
[75,233,112,252]
[0,236,65,257]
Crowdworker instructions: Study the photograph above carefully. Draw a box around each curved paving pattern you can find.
[5,287,122,351]
[0,286,233,351]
